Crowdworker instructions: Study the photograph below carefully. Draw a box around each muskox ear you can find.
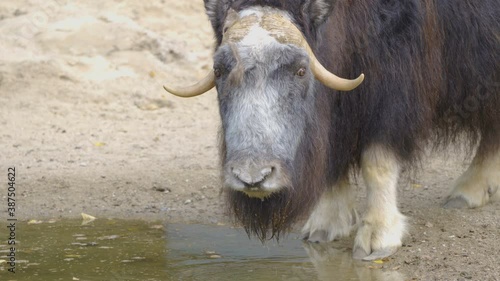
[204,0,231,44]
[305,0,334,27]
[204,0,220,24]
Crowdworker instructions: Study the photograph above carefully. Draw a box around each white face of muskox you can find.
[164,7,364,240]
[216,11,314,199]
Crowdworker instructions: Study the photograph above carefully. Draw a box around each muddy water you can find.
[0,220,404,280]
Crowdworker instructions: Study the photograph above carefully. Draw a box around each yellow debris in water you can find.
[367,265,382,269]
[94,142,106,147]
[81,213,96,225]
[27,220,43,224]
[373,259,384,264]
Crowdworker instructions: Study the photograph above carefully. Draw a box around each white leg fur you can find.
[302,178,358,243]
[353,145,407,260]
[445,148,500,208]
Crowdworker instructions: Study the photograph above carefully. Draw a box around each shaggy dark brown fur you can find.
[206,0,500,240]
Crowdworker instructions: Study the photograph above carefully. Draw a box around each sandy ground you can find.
[0,1,498,280]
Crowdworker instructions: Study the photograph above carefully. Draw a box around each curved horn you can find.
[261,13,365,91]
[311,55,365,91]
[303,43,364,91]
[163,72,216,98]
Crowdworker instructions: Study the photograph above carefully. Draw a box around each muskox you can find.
[164,0,500,260]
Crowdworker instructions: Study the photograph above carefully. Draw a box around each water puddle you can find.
[0,219,404,280]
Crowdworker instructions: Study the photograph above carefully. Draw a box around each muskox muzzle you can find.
[224,159,290,199]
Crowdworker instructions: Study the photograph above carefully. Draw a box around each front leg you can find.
[302,178,358,243]
[353,144,407,260]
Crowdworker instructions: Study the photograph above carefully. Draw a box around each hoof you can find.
[352,247,370,260]
[443,196,469,209]
[353,246,398,261]
[303,230,329,243]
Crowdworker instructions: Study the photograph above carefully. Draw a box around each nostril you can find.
[230,165,275,187]
[232,167,241,176]
[260,167,273,178]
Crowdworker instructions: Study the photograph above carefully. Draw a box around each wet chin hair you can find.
[226,186,313,242]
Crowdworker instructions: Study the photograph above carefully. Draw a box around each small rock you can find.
[460,271,472,279]
[420,255,432,261]
[425,222,433,228]
[13,9,27,16]
[184,199,192,204]
[153,185,170,193]
[209,254,222,259]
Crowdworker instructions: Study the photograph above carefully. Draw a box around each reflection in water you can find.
[303,243,405,281]
[0,221,405,280]
[166,224,405,281]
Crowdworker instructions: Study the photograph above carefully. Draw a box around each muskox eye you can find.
[296,67,306,77]
[214,68,222,78]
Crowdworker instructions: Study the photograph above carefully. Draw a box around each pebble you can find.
[184,199,192,204]
[420,255,432,261]
[153,185,171,193]
[153,186,166,192]
[425,222,433,228]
